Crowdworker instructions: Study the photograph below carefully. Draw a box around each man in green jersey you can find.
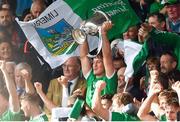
[0,61,23,121]
[20,93,48,122]
[138,83,179,121]
[92,80,139,121]
[79,21,117,107]
[138,23,180,71]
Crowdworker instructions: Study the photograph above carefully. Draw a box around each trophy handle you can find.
[72,10,110,44]
[95,10,110,22]
[72,29,87,44]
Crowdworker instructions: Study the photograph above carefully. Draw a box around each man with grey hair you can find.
[23,0,46,21]
[34,56,86,120]
[14,62,35,96]
[161,0,180,33]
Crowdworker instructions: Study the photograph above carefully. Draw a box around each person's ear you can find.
[172,61,177,69]
[160,21,166,29]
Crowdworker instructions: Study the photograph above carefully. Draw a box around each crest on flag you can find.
[36,19,78,56]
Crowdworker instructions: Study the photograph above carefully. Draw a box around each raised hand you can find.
[23,13,34,22]
[149,83,163,96]
[34,82,43,94]
[0,60,7,72]
[172,81,180,93]
[57,75,68,87]
[95,80,106,92]
[20,69,31,82]
[150,69,159,83]
[133,97,144,109]
[101,21,113,34]
[140,76,146,90]
[138,23,152,42]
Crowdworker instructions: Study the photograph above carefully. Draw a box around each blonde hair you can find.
[15,62,32,75]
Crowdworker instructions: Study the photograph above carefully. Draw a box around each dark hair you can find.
[112,55,124,61]
[95,51,103,59]
[166,97,179,108]
[159,89,178,100]
[0,37,11,43]
[147,56,160,71]
[0,26,11,39]
[101,94,113,101]
[158,73,169,89]
[0,36,13,51]
[148,12,166,23]
[121,92,133,105]
[114,92,133,106]
[0,7,12,14]
[161,51,177,63]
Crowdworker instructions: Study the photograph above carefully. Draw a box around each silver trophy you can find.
[72,11,110,44]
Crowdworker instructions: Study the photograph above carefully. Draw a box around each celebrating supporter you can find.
[79,21,117,107]
[0,61,23,121]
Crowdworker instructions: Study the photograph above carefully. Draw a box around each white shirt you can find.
[61,77,79,107]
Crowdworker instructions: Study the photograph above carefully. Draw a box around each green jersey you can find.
[85,69,117,107]
[149,29,180,70]
[133,29,180,76]
[0,109,23,121]
[110,112,140,121]
[29,113,48,122]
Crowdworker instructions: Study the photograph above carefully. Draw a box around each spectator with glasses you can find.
[34,56,86,120]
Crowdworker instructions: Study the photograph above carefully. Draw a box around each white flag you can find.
[16,0,98,68]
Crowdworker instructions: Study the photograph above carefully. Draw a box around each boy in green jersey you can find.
[138,83,179,121]
[0,61,23,121]
[20,93,48,122]
[92,81,139,121]
[79,21,117,107]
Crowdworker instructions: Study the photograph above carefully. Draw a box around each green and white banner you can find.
[17,0,140,68]
[123,40,143,81]
[117,39,149,81]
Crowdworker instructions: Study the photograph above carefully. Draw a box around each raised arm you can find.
[137,83,162,121]
[79,36,92,76]
[0,61,20,112]
[149,28,180,46]
[172,81,180,105]
[20,69,35,94]
[92,81,109,121]
[34,82,56,111]
[139,23,180,47]
[101,21,115,77]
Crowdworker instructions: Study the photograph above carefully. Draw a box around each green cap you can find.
[68,98,85,120]
[161,0,180,5]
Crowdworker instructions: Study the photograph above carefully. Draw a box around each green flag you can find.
[68,98,85,120]
[65,0,140,39]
